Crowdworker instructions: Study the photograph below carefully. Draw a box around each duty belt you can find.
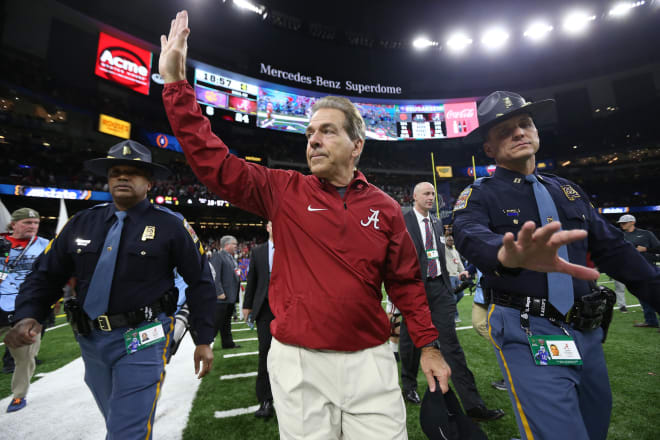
[90,301,166,332]
[491,291,567,322]
[490,289,610,334]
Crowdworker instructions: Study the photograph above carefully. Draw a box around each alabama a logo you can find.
[360,209,381,230]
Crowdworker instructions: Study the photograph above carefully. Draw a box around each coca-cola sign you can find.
[95,32,152,95]
[444,102,479,139]
[446,108,475,119]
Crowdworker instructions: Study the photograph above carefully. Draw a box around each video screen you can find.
[257,88,316,134]
[354,103,398,140]
[193,65,478,140]
[194,68,258,125]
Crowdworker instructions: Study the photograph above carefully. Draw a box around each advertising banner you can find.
[444,102,479,139]
[144,131,183,153]
[95,32,152,95]
[99,114,131,139]
[0,184,112,201]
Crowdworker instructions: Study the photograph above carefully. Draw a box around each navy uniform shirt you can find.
[14,198,217,344]
[453,166,660,309]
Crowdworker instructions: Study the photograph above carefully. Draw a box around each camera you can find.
[0,237,11,258]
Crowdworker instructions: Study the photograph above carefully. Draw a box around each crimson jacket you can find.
[163,81,438,350]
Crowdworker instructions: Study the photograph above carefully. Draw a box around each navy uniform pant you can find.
[487,304,611,440]
[77,314,173,440]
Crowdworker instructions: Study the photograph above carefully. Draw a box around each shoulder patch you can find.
[182,219,204,255]
[454,187,473,211]
[561,185,580,201]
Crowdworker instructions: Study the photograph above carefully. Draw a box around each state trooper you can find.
[453,91,660,440]
[5,141,217,439]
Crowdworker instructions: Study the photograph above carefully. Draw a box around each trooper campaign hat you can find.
[419,381,488,440]
[84,140,171,180]
[463,91,556,145]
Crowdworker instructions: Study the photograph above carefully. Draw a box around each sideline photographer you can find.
[1,208,49,412]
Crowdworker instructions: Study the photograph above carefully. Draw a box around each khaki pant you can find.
[0,326,42,399]
[472,302,490,340]
[613,280,627,307]
[268,338,407,440]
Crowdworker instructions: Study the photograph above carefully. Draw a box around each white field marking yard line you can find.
[234,337,258,342]
[223,351,259,358]
[232,328,254,332]
[214,405,260,418]
[220,372,258,380]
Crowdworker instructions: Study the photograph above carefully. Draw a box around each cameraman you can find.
[0,208,49,412]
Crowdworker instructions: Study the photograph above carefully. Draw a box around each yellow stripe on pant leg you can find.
[145,317,175,440]
[487,304,534,440]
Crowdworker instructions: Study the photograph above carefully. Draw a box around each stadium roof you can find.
[35,1,660,97]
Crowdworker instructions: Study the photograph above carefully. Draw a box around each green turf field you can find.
[2,278,658,439]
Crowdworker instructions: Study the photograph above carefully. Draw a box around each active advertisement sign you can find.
[95,32,152,95]
[99,114,131,139]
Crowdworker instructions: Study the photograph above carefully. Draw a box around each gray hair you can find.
[311,96,366,142]
[220,235,237,248]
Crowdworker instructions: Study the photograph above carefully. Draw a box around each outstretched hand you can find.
[159,10,190,84]
[497,220,599,280]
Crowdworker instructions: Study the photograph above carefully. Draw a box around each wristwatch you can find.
[423,338,442,351]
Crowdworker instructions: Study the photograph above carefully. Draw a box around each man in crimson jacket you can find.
[159,11,450,440]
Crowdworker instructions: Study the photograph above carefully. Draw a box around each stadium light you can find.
[413,37,439,50]
[524,21,554,41]
[481,27,510,50]
[562,11,596,34]
[232,0,268,19]
[446,32,473,53]
[609,1,645,17]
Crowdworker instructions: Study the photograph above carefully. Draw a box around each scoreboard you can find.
[191,66,478,141]
[194,68,259,125]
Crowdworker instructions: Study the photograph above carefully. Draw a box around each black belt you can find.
[89,301,166,332]
[490,291,568,322]
[427,276,443,282]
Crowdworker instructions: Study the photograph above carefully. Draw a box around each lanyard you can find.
[519,296,569,336]
[2,235,36,273]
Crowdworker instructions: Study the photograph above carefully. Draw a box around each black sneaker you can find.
[619,306,628,313]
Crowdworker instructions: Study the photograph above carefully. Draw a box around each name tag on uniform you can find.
[426,249,439,260]
[528,335,582,366]
[123,322,166,354]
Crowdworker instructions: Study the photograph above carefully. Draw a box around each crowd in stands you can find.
[2,47,660,230]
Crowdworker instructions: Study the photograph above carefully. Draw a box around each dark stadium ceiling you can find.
[55,0,660,98]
